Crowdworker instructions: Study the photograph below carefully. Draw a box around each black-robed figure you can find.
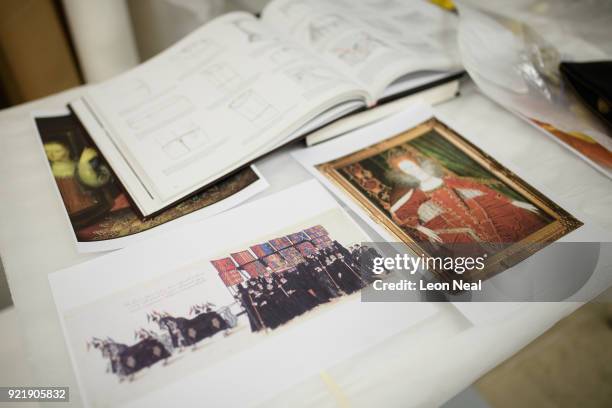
[284,268,320,312]
[236,283,264,332]
[234,242,384,332]
[326,255,362,294]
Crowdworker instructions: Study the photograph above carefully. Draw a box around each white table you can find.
[1,77,611,407]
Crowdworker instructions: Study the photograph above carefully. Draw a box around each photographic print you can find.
[60,207,383,407]
[316,117,583,280]
[35,112,266,251]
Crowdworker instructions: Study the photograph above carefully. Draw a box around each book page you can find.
[262,0,461,100]
[73,12,366,215]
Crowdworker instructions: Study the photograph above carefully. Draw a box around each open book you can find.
[70,0,462,216]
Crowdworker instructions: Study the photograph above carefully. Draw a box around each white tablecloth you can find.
[0,78,610,407]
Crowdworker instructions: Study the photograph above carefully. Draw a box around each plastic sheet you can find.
[457,1,612,178]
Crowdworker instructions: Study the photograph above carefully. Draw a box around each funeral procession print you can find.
[87,224,384,381]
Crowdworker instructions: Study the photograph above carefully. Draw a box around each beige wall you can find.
[0,0,81,104]
[127,0,271,61]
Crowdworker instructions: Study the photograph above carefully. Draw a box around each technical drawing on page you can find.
[308,15,351,45]
[157,121,209,160]
[286,66,337,90]
[229,90,278,126]
[231,18,268,43]
[331,33,386,66]
[200,64,241,93]
[125,95,195,137]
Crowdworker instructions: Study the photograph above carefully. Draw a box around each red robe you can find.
[391,176,546,244]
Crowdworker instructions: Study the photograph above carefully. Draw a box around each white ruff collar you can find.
[420,176,443,192]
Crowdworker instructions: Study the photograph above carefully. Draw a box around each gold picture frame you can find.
[317,118,582,281]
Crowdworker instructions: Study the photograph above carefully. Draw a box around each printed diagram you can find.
[157,121,209,160]
[200,64,241,93]
[231,18,267,43]
[229,90,278,125]
[308,15,350,45]
[269,46,305,66]
[331,33,387,66]
[124,96,194,137]
[286,66,336,90]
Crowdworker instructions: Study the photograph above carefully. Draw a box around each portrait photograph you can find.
[316,118,583,280]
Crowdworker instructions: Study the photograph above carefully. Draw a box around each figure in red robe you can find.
[384,156,548,245]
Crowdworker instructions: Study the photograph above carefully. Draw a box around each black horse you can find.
[157,309,228,349]
[118,338,170,378]
[90,337,170,381]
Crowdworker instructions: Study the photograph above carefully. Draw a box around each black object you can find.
[560,61,612,133]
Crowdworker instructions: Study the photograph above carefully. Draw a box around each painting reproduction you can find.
[316,117,582,280]
[35,112,266,251]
